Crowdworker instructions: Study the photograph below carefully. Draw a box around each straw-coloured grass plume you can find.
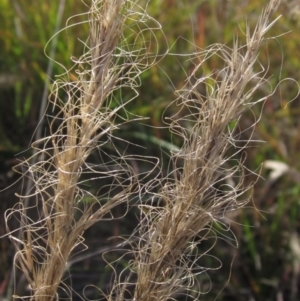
[5,1,161,300]
[4,0,282,301]
[130,1,281,301]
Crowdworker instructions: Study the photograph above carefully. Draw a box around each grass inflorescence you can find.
[2,1,293,301]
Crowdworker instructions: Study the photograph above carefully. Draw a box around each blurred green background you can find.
[1,0,300,300]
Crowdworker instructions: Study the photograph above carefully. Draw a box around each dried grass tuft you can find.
[4,0,282,301]
[130,1,282,301]
[5,1,161,300]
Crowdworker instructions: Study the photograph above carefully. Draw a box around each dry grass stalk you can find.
[5,1,160,300]
[4,0,282,301]
[131,1,281,301]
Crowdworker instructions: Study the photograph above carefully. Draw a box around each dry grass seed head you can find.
[132,1,282,301]
[5,1,163,300]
